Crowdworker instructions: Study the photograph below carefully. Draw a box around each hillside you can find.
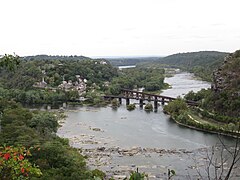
[164,50,240,139]
[0,55,118,105]
[158,51,227,67]
[209,50,240,117]
[212,50,240,92]
[0,56,117,90]
[185,50,240,117]
[23,54,91,61]
[147,51,228,81]
[106,57,161,66]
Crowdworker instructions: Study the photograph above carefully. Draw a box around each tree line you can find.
[108,67,167,95]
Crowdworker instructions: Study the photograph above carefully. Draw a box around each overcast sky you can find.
[1,0,240,57]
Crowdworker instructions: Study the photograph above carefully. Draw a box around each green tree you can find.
[0,54,20,71]
[163,98,187,115]
[28,112,58,136]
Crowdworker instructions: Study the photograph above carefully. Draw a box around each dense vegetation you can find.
[142,51,228,81]
[22,55,92,61]
[144,103,153,112]
[164,50,240,136]
[0,54,169,179]
[0,99,106,179]
[108,67,167,95]
[0,57,117,90]
[0,55,106,179]
[0,55,169,106]
[1,49,239,178]
[186,50,240,117]
[164,98,240,136]
[106,57,160,66]
[126,104,136,111]
[0,56,118,105]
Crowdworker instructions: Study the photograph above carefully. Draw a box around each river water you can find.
[57,71,238,179]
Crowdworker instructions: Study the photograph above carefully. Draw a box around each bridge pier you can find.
[126,98,130,105]
[154,96,158,109]
[154,100,158,109]
[118,98,122,104]
[148,95,151,102]
[161,98,165,105]
[104,89,198,108]
[139,99,143,108]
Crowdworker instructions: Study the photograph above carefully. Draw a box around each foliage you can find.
[165,102,240,137]
[0,145,42,179]
[84,91,106,106]
[215,50,240,92]
[91,169,106,179]
[111,98,120,108]
[129,168,146,180]
[0,56,118,104]
[183,50,240,118]
[0,54,20,71]
[194,108,240,124]
[106,57,159,66]
[0,87,81,105]
[28,111,58,137]
[0,54,107,179]
[144,103,153,112]
[143,51,227,82]
[33,138,93,179]
[127,104,136,111]
[163,98,187,116]
[184,89,211,102]
[108,67,166,95]
[168,169,176,179]
[0,99,105,179]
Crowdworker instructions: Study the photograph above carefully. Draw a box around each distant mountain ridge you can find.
[22,55,91,61]
[158,51,228,67]
[105,57,161,66]
[153,51,229,81]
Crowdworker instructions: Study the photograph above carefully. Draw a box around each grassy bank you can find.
[163,99,240,138]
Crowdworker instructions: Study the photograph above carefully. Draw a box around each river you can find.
[57,71,239,179]
[118,65,136,70]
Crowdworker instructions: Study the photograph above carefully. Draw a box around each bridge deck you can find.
[103,89,198,106]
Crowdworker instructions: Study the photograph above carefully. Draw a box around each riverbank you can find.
[59,110,210,179]
[57,72,239,179]
[169,115,240,139]
[163,98,240,139]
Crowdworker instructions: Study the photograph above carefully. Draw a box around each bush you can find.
[0,146,42,179]
[111,99,119,108]
[163,98,187,116]
[129,168,146,180]
[127,104,136,111]
[144,103,153,112]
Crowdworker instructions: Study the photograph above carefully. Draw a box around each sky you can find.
[0,0,240,57]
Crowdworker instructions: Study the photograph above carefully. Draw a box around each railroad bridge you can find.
[103,89,198,109]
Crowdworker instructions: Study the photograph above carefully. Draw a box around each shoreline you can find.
[167,115,239,139]
[56,71,234,179]
[65,131,209,179]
